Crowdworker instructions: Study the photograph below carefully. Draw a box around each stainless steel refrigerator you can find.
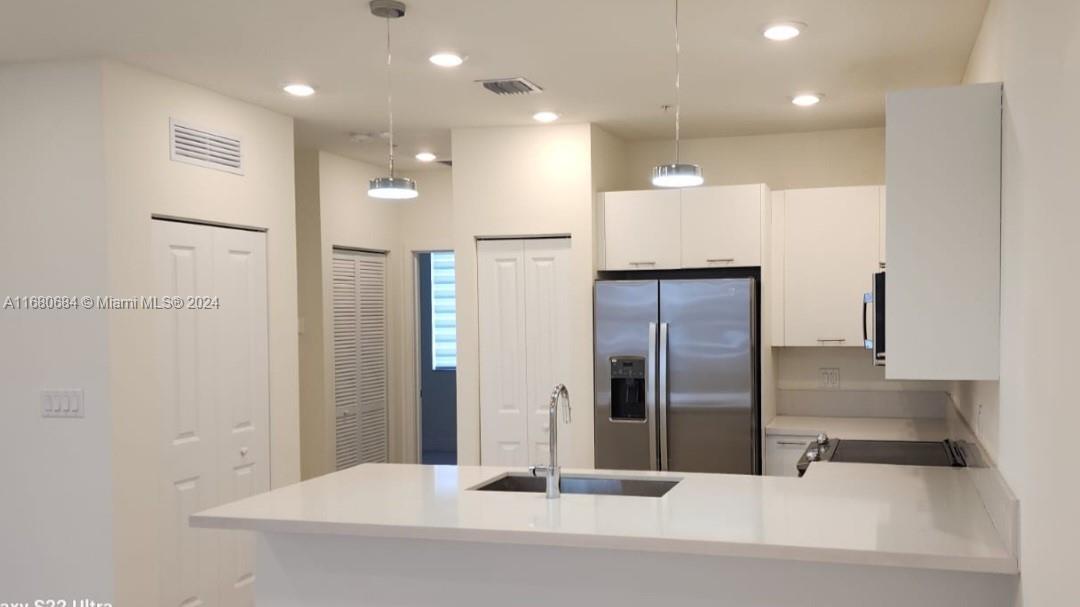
[594,278,759,474]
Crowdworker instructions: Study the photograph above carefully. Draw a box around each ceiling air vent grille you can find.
[169,119,243,175]
[477,77,543,96]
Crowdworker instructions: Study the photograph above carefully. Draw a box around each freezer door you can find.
[594,280,659,471]
[660,278,757,474]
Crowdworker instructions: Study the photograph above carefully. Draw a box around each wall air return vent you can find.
[477,77,543,96]
[169,119,243,175]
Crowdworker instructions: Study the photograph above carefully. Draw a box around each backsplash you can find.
[775,348,948,418]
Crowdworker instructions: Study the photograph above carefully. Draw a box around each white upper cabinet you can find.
[885,83,1001,380]
[783,186,881,347]
[681,184,764,268]
[597,184,768,271]
[597,189,681,270]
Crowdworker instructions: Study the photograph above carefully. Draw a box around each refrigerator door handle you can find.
[646,322,658,471]
[658,322,670,471]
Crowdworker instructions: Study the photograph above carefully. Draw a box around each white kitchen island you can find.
[191,463,1017,607]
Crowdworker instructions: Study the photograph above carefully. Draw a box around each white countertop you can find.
[191,462,1016,575]
[766,415,951,441]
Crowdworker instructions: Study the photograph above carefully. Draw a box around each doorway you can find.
[416,251,458,464]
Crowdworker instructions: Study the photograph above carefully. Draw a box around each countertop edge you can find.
[189,514,1019,576]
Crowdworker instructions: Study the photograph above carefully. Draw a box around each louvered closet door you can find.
[332,249,389,470]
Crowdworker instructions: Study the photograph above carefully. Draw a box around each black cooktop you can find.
[829,439,963,466]
[797,438,968,476]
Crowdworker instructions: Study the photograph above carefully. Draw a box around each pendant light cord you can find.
[385,15,395,178]
[673,0,681,164]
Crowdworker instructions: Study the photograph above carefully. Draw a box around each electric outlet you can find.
[41,389,84,418]
[818,368,840,390]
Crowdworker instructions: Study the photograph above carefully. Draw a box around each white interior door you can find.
[154,219,270,607]
[478,238,572,467]
[331,249,389,470]
[477,240,529,465]
[212,227,269,606]
[523,239,572,465]
[155,220,219,607]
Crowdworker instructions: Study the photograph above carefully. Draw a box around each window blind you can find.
[430,251,457,370]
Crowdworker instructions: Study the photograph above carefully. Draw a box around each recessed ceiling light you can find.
[532,111,560,123]
[283,83,316,97]
[429,52,465,67]
[763,22,805,41]
[415,152,437,162]
[792,93,822,107]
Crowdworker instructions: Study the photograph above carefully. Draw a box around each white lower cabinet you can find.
[478,238,572,466]
[764,434,815,477]
[782,186,881,347]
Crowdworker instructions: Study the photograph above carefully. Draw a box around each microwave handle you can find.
[863,292,873,350]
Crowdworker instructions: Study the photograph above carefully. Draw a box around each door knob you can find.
[240,447,249,457]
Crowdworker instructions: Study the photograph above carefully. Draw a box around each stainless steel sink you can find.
[471,473,679,497]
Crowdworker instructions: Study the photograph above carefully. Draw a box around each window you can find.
[430,251,457,370]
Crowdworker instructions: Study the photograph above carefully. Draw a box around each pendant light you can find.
[368,0,418,200]
[652,0,703,188]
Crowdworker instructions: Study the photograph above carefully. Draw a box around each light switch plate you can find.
[818,368,840,390]
[41,389,84,418]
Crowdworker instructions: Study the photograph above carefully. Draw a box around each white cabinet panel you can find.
[878,188,887,267]
[783,186,880,347]
[770,191,786,347]
[681,184,763,268]
[598,189,681,270]
[764,434,814,477]
[886,83,1001,380]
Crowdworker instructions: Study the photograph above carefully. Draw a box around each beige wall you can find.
[947,0,1006,466]
[451,123,597,467]
[295,147,326,479]
[297,150,453,475]
[100,61,300,604]
[0,61,115,602]
[966,1,1080,603]
[397,169,455,463]
[622,127,885,191]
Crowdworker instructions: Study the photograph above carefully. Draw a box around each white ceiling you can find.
[1,0,988,170]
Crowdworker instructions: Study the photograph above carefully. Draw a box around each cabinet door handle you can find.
[817,338,846,344]
[776,441,808,446]
[629,261,656,266]
[706,258,735,263]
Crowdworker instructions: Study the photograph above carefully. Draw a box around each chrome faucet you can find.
[529,384,571,498]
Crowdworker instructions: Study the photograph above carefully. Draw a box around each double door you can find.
[153,219,270,607]
[594,279,758,474]
[477,238,571,466]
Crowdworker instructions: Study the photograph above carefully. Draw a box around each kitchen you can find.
[1,1,1076,606]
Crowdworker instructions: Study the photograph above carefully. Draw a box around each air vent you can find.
[477,77,543,96]
[169,119,243,175]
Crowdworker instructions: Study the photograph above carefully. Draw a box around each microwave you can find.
[863,271,885,365]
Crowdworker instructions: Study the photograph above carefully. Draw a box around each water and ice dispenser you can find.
[609,356,647,421]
